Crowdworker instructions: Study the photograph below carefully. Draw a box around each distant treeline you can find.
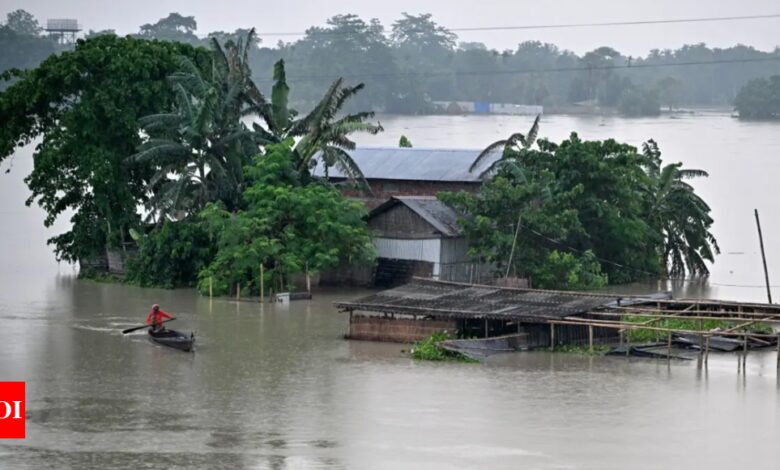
[3,10,780,115]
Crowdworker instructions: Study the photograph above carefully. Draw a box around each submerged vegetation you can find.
[441,131,718,288]
[734,75,780,119]
[0,13,721,293]
[622,316,773,343]
[409,331,476,362]
[0,30,380,293]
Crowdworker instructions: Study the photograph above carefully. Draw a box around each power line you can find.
[255,13,780,37]
[251,56,780,84]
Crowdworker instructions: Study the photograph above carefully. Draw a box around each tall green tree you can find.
[132,32,263,220]
[0,35,208,262]
[198,142,374,296]
[734,75,780,119]
[5,9,42,36]
[138,13,199,44]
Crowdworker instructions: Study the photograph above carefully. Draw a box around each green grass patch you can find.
[622,315,773,342]
[409,331,478,362]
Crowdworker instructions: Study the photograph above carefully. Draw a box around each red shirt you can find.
[146,309,173,326]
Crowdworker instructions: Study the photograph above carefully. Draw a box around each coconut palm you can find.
[469,114,540,178]
[643,140,719,277]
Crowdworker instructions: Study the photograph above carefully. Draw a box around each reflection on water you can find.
[1,114,780,468]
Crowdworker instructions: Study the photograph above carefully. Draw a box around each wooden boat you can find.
[148,328,195,352]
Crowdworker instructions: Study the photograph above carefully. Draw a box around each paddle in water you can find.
[122,317,176,335]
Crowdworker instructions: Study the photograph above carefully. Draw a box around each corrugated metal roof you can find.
[312,147,497,182]
[335,279,621,322]
[371,196,462,237]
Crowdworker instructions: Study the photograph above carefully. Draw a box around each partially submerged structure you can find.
[369,196,473,286]
[336,278,624,345]
[335,279,780,365]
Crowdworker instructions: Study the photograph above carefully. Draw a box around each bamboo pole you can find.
[260,264,264,302]
[743,334,748,371]
[704,336,710,367]
[547,319,779,339]
[236,282,240,301]
[755,209,773,303]
[588,325,594,353]
[209,276,213,298]
[776,333,780,370]
[667,331,672,361]
[305,262,311,295]
[698,319,704,367]
[485,318,489,338]
[550,323,555,351]
[505,213,522,278]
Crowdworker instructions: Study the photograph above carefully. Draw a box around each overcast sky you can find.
[3,0,779,56]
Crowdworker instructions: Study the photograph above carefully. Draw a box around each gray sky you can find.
[3,0,779,56]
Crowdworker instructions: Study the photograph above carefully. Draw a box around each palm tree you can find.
[131,32,262,220]
[468,114,540,178]
[643,140,719,277]
[249,59,383,191]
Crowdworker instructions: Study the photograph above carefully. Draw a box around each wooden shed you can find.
[368,196,472,286]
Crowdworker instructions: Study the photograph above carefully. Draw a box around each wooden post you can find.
[484,318,489,338]
[704,336,710,367]
[505,213,522,278]
[626,328,630,357]
[550,323,555,351]
[348,310,353,338]
[667,330,672,361]
[698,319,704,367]
[305,262,311,295]
[209,276,213,298]
[236,282,240,301]
[588,325,594,353]
[755,209,773,303]
[742,334,748,371]
[260,264,264,302]
[776,333,780,370]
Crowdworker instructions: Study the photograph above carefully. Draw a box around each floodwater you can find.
[1,113,779,469]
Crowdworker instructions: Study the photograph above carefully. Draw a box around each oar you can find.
[122,317,176,335]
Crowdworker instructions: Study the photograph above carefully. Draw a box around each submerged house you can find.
[316,147,498,286]
[336,278,622,345]
[369,196,473,286]
[313,147,494,208]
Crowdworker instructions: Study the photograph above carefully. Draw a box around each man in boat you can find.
[146,304,173,332]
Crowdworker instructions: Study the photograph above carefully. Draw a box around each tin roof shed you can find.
[312,147,497,182]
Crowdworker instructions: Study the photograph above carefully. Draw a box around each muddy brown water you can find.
[1,113,779,469]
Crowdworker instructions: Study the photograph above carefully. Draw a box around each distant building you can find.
[313,147,494,208]
[432,101,543,116]
[45,19,81,44]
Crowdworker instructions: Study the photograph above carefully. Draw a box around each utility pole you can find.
[755,209,772,303]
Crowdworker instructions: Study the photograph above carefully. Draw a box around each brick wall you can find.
[348,314,458,343]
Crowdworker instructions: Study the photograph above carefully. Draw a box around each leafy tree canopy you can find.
[441,134,718,288]
[198,142,374,296]
[0,35,210,262]
[5,9,42,36]
[734,75,780,119]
